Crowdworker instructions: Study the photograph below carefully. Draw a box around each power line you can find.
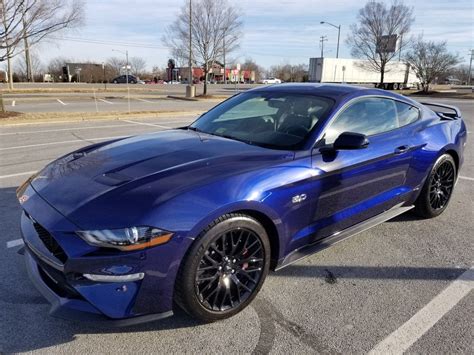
[48,36,169,50]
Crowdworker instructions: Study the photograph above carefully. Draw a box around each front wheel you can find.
[414,154,456,218]
[174,214,270,322]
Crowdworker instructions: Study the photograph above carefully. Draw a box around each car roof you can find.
[249,83,420,106]
[251,83,366,99]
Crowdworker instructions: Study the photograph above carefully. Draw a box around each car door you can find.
[307,97,416,242]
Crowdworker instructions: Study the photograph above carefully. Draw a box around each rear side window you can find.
[396,101,420,126]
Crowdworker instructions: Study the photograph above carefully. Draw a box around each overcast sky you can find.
[19,0,474,70]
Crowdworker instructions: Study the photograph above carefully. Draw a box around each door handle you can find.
[394,145,410,154]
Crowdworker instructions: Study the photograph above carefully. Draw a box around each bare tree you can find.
[347,0,414,86]
[129,56,146,77]
[1,0,84,88]
[164,0,242,95]
[268,63,309,83]
[106,56,124,76]
[46,55,72,80]
[449,65,471,85]
[15,49,42,80]
[151,65,167,80]
[241,58,264,82]
[405,37,460,93]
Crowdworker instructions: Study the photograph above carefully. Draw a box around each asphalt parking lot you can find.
[0,98,472,353]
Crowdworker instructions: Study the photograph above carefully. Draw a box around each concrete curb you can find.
[0,110,204,127]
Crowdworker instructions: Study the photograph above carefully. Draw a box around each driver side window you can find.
[324,97,399,144]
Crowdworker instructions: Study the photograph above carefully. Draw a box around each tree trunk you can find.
[203,63,208,96]
[379,64,385,88]
[0,94,5,113]
[7,54,13,90]
[422,82,430,93]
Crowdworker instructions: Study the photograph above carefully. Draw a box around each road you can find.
[0,98,472,353]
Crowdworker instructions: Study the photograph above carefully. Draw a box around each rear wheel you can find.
[174,214,270,322]
[414,154,456,218]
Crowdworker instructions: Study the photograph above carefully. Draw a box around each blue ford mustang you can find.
[17,84,467,324]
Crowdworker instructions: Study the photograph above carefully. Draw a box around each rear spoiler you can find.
[421,102,461,120]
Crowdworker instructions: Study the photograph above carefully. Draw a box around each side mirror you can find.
[333,132,369,150]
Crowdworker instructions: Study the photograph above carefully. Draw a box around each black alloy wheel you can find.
[174,214,270,322]
[195,228,265,312]
[414,154,456,218]
[428,160,455,210]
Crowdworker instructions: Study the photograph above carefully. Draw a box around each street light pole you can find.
[320,21,341,58]
[112,49,130,112]
[468,49,473,86]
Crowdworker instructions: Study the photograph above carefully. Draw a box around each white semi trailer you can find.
[309,57,419,90]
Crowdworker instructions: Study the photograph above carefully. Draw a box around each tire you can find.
[174,213,271,322]
[414,154,456,218]
[113,80,118,84]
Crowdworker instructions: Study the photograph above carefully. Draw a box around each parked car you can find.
[260,77,282,84]
[18,84,466,324]
[111,75,138,84]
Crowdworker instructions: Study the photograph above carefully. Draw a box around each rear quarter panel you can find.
[407,106,467,202]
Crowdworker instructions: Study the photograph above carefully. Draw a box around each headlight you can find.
[76,227,173,251]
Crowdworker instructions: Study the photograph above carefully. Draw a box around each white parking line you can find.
[122,119,171,129]
[136,98,154,103]
[0,123,136,136]
[99,98,114,104]
[0,171,36,179]
[11,100,15,107]
[369,267,474,354]
[6,239,24,249]
[0,135,127,151]
[459,175,474,182]
[56,99,67,106]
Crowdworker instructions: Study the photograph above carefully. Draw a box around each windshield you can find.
[190,92,334,150]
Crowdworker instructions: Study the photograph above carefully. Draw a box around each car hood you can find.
[31,129,293,227]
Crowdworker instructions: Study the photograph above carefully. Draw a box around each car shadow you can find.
[385,210,422,222]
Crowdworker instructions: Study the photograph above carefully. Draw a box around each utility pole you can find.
[468,49,473,86]
[320,36,328,58]
[1,0,13,90]
[186,0,195,97]
[22,10,33,82]
[223,34,226,84]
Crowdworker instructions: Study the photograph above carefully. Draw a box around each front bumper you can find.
[19,183,192,325]
[24,247,173,326]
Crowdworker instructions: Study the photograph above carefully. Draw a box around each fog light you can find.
[83,272,144,282]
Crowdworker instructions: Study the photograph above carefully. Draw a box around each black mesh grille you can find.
[31,220,68,263]
[37,264,82,299]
